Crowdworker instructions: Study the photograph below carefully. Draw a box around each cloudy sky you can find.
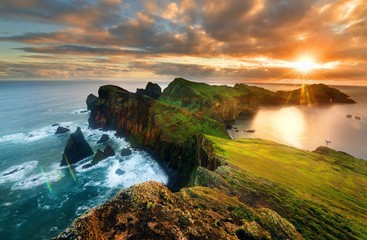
[0,0,366,85]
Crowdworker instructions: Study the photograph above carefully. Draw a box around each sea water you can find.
[0,81,169,239]
[230,84,367,160]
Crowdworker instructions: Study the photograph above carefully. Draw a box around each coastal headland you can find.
[56,78,366,240]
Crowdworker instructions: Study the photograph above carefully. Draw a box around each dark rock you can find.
[91,145,115,165]
[97,134,110,144]
[120,148,132,156]
[55,126,70,134]
[355,116,361,120]
[86,94,98,110]
[60,127,94,166]
[346,114,352,118]
[79,110,89,113]
[104,145,115,157]
[136,82,162,99]
[247,130,256,133]
[91,150,105,165]
[52,123,59,127]
[3,167,25,176]
[115,169,125,175]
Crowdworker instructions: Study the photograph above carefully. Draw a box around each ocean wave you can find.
[11,168,64,191]
[0,161,38,184]
[105,152,169,189]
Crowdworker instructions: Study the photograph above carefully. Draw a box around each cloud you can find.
[15,44,144,56]
[0,0,124,28]
[0,0,366,82]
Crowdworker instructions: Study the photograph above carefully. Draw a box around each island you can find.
[55,78,366,240]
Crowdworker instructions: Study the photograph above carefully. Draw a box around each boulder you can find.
[97,134,110,144]
[60,127,94,166]
[86,94,98,110]
[115,169,125,175]
[55,126,70,134]
[91,145,115,165]
[120,148,132,156]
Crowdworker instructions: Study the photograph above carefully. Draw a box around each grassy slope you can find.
[205,136,367,239]
[152,101,229,143]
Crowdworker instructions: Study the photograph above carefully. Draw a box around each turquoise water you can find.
[0,81,169,239]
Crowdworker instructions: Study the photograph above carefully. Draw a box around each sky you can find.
[0,0,366,85]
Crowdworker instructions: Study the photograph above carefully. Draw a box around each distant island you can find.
[55,78,366,240]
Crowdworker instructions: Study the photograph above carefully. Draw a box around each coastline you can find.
[55,78,367,239]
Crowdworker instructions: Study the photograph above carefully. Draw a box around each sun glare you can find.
[293,57,318,74]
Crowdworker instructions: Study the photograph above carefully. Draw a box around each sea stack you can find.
[60,127,93,166]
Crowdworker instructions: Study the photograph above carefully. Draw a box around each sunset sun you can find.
[293,56,318,74]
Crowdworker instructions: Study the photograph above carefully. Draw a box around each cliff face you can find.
[56,181,303,240]
[88,84,226,190]
[78,78,364,240]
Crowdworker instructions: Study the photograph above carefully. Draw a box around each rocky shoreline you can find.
[55,78,367,240]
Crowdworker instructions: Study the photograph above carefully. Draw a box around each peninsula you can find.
[56,78,366,240]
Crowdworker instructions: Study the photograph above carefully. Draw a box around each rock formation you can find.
[96,134,109,144]
[60,127,94,166]
[136,82,162,99]
[59,78,364,240]
[55,181,303,240]
[91,145,115,165]
[55,126,70,134]
[120,148,132,156]
[86,94,98,110]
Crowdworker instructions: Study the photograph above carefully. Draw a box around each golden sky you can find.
[0,0,366,85]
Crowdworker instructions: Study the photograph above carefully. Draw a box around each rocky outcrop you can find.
[55,126,70,134]
[86,94,98,110]
[96,134,109,144]
[55,181,303,240]
[60,127,94,166]
[120,148,132,156]
[136,82,162,99]
[91,145,115,165]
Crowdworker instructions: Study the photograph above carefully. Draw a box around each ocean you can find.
[0,81,366,239]
[0,81,169,239]
[230,84,367,160]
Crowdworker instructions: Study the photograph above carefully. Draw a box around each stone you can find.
[120,148,132,157]
[60,127,93,166]
[97,134,110,144]
[55,126,70,134]
[115,169,125,175]
[91,145,115,165]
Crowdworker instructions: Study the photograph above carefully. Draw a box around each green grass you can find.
[152,101,229,142]
[205,136,367,239]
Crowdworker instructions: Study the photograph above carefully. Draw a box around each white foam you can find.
[0,161,38,184]
[3,202,13,207]
[11,168,64,191]
[105,152,168,189]
[72,108,89,114]
[74,156,113,173]
[0,133,27,143]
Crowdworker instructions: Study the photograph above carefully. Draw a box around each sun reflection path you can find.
[257,107,306,148]
[39,166,53,193]
[64,154,77,182]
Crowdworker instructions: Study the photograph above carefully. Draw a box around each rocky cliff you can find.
[57,78,365,240]
[56,181,303,240]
